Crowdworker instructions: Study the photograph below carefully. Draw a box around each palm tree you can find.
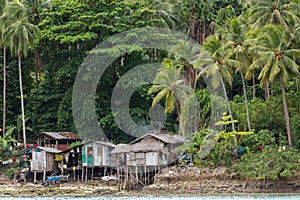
[148,65,190,114]
[147,0,184,30]
[245,0,300,38]
[148,64,194,136]
[2,1,39,149]
[0,0,7,138]
[194,34,237,132]
[216,17,252,131]
[249,25,300,146]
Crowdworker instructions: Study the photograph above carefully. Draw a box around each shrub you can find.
[234,146,300,180]
[6,168,15,180]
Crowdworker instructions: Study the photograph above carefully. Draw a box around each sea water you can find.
[0,195,300,200]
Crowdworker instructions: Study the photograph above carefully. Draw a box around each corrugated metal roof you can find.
[93,141,116,148]
[130,130,185,145]
[41,132,80,140]
[36,146,62,154]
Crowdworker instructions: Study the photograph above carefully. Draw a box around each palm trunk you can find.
[2,47,6,137]
[34,51,39,88]
[240,71,251,131]
[265,80,270,101]
[220,77,235,131]
[18,56,26,149]
[280,80,292,146]
[252,76,255,99]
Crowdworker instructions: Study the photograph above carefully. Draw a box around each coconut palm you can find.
[148,64,195,136]
[245,0,300,39]
[2,1,39,148]
[0,0,7,138]
[249,25,300,146]
[147,0,184,30]
[194,34,237,132]
[216,17,252,131]
[148,65,191,114]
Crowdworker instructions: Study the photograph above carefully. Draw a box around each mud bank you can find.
[0,166,300,196]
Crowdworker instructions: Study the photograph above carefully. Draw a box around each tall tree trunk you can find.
[265,80,270,101]
[281,80,292,146]
[34,51,40,88]
[252,76,256,99]
[2,47,6,137]
[240,71,251,131]
[18,56,26,149]
[220,77,235,131]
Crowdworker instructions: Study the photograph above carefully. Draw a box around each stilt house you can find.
[111,130,185,167]
[31,146,63,180]
[36,132,81,151]
[81,141,116,167]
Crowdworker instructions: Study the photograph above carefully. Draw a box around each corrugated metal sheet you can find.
[36,146,62,154]
[41,132,80,140]
[83,140,116,148]
[130,130,185,145]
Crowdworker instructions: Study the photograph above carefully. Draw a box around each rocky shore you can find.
[142,166,300,194]
[0,166,299,196]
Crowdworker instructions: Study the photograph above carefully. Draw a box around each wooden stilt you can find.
[85,167,88,182]
[135,165,138,188]
[73,167,76,181]
[144,166,147,185]
[121,167,124,190]
[147,166,150,184]
[81,167,84,181]
[117,166,120,191]
[125,166,129,191]
[43,169,46,181]
[91,167,94,181]
[110,167,113,176]
[104,166,107,176]
[34,171,37,183]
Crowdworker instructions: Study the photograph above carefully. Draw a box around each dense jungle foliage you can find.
[0,0,300,180]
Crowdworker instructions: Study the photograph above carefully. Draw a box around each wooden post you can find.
[125,166,129,191]
[34,171,37,183]
[91,167,94,181]
[117,166,120,191]
[73,166,76,181]
[121,167,124,190]
[81,167,84,181]
[43,169,46,181]
[135,165,138,188]
[104,166,107,176]
[85,167,88,182]
[144,165,147,185]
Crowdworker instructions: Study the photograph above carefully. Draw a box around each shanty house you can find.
[36,132,81,151]
[111,131,185,167]
[81,141,116,167]
[31,146,62,173]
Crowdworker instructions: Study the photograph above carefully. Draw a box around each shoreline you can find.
[0,166,300,196]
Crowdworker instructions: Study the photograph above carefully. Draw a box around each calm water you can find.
[0,195,300,200]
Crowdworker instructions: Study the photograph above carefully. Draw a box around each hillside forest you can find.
[0,0,300,180]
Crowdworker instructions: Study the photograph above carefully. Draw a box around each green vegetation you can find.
[0,0,299,181]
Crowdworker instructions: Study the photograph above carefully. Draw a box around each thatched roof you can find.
[111,131,185,154]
